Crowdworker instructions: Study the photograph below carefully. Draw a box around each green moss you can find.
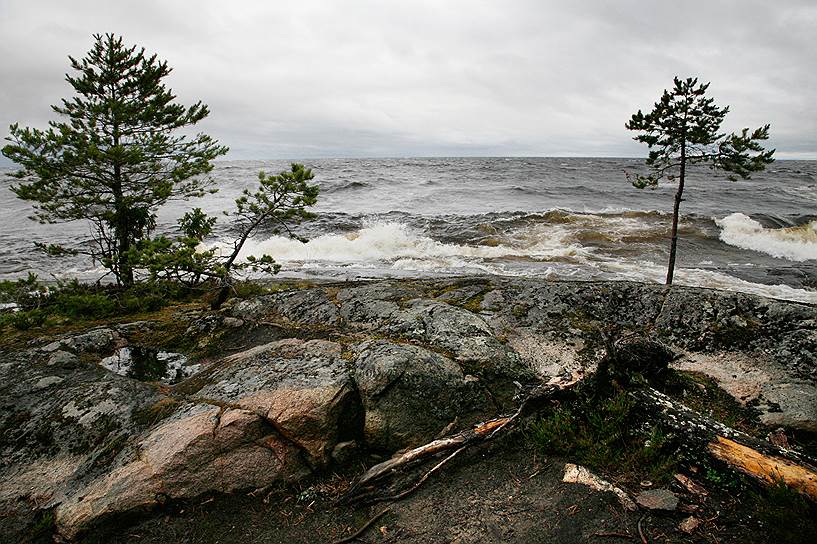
[127,307,200,352]
[461,292,486,313]
[661,370,760,434]
[528,387,678,484]
[132,397,182,427]
[26,509,55,540]
[567,309,602,333]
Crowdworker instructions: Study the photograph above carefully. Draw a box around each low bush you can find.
[527,387,677,484]
[0,276,203,330]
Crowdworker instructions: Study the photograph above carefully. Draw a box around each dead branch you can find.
[341,373,585,505]
[633,387,817,502]
[637,515,649,544]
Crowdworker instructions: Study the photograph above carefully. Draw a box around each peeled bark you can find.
[632,387,817,502]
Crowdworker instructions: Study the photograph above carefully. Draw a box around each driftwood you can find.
[342,335,817,506]
[632,387,817,502]
[341,373,585,505]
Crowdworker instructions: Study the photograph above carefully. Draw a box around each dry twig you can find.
[331,507,391,544]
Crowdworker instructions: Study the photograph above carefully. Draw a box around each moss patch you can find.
[750,479,817,544]
[132,397,182,427]
[527,386,678,485]
[661,369,761,434]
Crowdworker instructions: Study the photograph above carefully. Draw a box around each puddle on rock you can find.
[100,346,201,384]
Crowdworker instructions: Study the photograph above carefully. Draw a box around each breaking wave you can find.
[716,213,817,262]
[210,221,590,266]
[204,218,817,304]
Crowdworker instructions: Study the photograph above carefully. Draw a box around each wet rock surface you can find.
[2,277,816,541]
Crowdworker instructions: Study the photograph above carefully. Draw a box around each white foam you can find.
[605,259,817,304]
[716,213,817,262]
[209,221,588,266]
[205,220,817,305]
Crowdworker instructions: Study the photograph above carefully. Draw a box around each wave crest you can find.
[716,213,817,262]
[209,221,588,266]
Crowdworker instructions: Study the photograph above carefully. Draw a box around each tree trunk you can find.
[111,114,134,288]
[632,387,817,501]
[666,141,686,285]
[116,215,134,287]
[210,214,267,310]
[211,282,231,310]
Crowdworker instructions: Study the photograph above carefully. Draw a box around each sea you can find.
[1,157,816,303]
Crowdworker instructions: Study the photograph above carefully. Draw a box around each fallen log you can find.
[632,387,817,502]
[342,334,817,506]
[341,373,585,504]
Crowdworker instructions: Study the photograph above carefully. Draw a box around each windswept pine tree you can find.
[626,77,775,285]
[2,33,228,286]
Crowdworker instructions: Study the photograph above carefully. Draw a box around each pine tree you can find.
[2,33,228,286]
[626,77,774,285]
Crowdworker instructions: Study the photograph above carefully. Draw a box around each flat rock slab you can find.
[636,489,679,511]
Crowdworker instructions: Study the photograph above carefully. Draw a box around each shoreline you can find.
[2,276,816,542]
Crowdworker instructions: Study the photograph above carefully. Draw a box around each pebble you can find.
[678,516,701,534]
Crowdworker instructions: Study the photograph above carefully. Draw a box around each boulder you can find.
[191,339,359,467]
[0,345,166,537]
[230,288,340,326]
[353,340,482,450]
[54,403,307,540]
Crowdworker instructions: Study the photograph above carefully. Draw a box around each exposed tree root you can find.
[331,507,391,544]
[340,373,585,505]
[342,335,817,507]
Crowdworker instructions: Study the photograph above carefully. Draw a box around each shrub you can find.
[528,388,677,483]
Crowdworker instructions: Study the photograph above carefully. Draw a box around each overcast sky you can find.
[1,0,815,161]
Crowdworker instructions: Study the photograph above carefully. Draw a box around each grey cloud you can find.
[1,0,814,161]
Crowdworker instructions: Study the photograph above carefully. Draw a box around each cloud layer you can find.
[1,0,815,159]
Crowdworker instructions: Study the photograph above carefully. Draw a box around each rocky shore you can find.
[2,277,816,542]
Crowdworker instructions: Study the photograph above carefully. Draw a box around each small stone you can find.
[678,516,700,534]
[42,340,65,353]
[48,350,78,366]
[636,489,678,511]
[222,317,244,328]
[331,441,358,465]
[34,376,64,390]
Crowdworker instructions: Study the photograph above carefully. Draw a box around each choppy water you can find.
[1,158,816,302]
